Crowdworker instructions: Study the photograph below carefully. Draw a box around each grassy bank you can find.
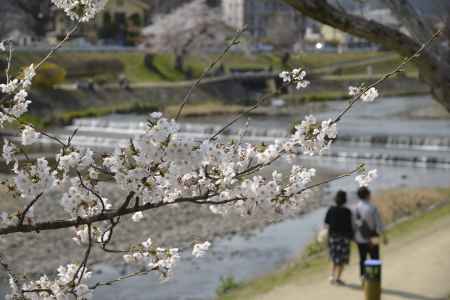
[7,51,403,83]
[162,87,428,120]
[217,187,450,300]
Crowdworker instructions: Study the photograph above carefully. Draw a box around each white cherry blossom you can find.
[355,169,378,187]
[51,0,108,22]
[348,86,379,102]
[131,211,145,222]
[192,241,211,258]
[2,139,17,165]
[21,125,40,146]
[279,67,310,89]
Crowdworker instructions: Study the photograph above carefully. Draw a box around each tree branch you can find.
[282,0,450,111]
[282,0,432,62]
[0,193,218,235]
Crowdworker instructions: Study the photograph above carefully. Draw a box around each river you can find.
[1,95,450,299]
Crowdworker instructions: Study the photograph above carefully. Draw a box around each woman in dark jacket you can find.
[324,190,354,285]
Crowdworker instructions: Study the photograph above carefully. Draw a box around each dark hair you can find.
[357,187,371,200]
[335,190,347,206]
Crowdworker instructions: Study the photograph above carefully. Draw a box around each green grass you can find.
[339,57,417,76]
[4,51,399,84]
[293,51,383,69]
[55,101,159,125]
[217,187,450,300]
[281,87,428,105]
[217,276,241,297]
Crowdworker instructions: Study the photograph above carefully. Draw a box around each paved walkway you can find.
[256,214,450,300]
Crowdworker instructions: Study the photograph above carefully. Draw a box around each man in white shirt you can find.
[353,187,388,281]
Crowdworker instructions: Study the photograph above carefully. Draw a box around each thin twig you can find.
[5,41,13,83]
[89,268,158,290]
[35,22,81,71]
[67,128,79,147]
[295,166,362,196]
[175,26,246,120]
[28,123,67,147]
[209,91,279,140]
[99,217,126,253]
[77,171,106,213]
[0,253,24,298]
[18,192,43,226]
[71,224,92,288]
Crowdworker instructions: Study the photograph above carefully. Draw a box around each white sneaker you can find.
[329,276,336,284]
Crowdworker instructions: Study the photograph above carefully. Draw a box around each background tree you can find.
[282,0,450,111]
[141,0,230,72]
[266,13,296,68]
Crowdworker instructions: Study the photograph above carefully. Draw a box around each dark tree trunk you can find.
[175,54,185,72]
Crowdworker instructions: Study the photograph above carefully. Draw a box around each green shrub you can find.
[216,276,240,296]
[32,63,66,89]
[304,240,327,258]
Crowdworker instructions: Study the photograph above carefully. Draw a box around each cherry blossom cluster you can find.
[50,0,109,22]
[291,115,337,155]
[6,264,92,300]
[0,109,340,227]
[93,112,334,219]
[355,169,378,187]
[72,223,111,245]
[122,238,181,279]
[279,68,310,90]
[0,64,35,125]
[348,86,379,102]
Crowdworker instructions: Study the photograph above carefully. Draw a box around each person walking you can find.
[353,187,388,283]
[324,190,354,285]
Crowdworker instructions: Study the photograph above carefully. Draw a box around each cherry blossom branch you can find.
[0,108,68,147]
[0,194,217,235]
[0,160,361,236]
[175,26,246,120]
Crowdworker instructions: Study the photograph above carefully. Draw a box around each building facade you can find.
[47,0,150,46]
[221,0,303,39]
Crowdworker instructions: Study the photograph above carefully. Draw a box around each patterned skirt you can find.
[328,235,351,265]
